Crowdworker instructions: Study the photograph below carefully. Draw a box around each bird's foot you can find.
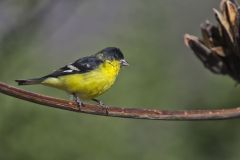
[92,98,105,107]
[92,99,109,114]
[73,94,84,111]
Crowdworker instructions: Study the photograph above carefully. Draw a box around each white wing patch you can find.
[67,64,80,71]
[63,70,74,73]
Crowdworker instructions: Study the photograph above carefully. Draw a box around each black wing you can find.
[44,56,103,78]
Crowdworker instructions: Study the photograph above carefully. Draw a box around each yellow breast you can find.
[42,60,121,99]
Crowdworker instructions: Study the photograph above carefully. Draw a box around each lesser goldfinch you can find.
[15,47,129,108]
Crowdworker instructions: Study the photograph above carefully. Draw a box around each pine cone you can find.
[185,0,240,82]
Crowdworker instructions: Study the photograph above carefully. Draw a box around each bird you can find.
[15,47,129,109]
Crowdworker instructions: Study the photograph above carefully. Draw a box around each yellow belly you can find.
[42,61,120,99]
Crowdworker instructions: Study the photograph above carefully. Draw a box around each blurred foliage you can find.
[1,0,240,160]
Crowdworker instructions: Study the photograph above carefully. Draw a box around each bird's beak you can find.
[120,59,129,66]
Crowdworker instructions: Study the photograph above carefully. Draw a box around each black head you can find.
[96,47,129,66]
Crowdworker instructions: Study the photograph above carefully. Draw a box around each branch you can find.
[0,82,240,121]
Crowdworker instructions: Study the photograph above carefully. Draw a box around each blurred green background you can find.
[1,0,240,160]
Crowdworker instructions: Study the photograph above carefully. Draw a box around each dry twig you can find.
[1,82,240,121]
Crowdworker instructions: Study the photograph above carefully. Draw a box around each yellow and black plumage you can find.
[15,47,129,108]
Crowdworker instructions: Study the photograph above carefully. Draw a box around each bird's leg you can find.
[73,93,83,110]
[92,98,108,115]
[92,98,105,108]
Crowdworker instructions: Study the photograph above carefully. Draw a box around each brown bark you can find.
[1,82,240,121]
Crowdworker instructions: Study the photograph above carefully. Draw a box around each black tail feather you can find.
[15,78,44,85]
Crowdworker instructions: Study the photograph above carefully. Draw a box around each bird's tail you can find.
[15,78,45,85]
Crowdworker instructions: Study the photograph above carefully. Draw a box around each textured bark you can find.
[1,82,240,121]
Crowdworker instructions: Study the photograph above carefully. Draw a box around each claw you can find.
[73,94,83,110]
[92,98,108,115]
[92,99,105,107]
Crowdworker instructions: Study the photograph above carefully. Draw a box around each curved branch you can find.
[0,82,240,120]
